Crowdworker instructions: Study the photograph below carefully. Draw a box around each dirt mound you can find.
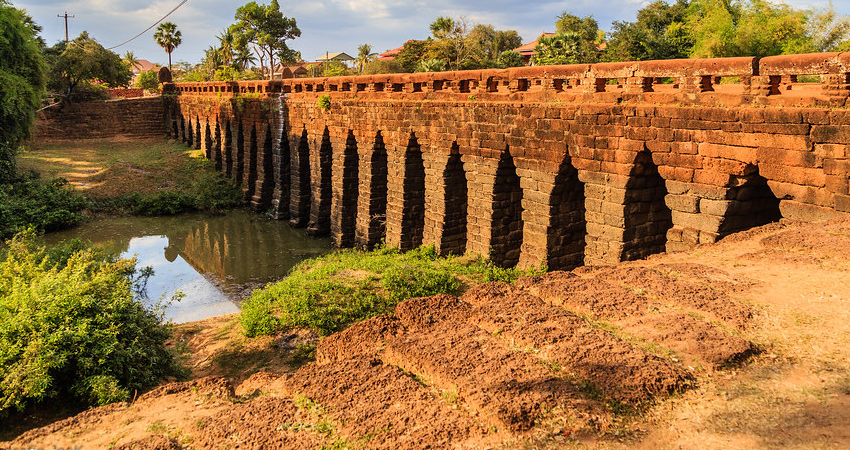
[13,219,850,449]
[759,217,850,261]
[114,435,182,450]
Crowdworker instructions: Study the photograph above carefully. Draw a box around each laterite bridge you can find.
[164,52,850,269]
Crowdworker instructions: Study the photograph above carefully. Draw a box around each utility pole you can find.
[57,11,74,43]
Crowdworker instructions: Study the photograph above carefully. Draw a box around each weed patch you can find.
[241,246,537,336]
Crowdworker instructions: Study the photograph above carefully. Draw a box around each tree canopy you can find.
[45,31,132,97]
[229,0,300,80]
[0,1,45,182]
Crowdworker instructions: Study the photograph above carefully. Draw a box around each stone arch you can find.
[547,154,586,270]
[491,147,524,268]
[185,116,193,145]
[223,121,233,178]
[717,166,781,237]
[194,118,201,150]
[179,116,186,143]
[245,124,258,201]
[251,124,274,209]
[289,128,311,227]
[357,131,388,249]
[235,121,245,188]
[273,124,291,219]
[622,149,672,261]
[213,122,223,172]
[307,126,332,236]
[333,130,359,247]
[203,121,212,159]
[440,143,468,255]
[398,133,426,250]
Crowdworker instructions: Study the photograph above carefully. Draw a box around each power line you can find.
[107,0,189,50]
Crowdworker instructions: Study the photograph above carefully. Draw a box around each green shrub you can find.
[0,171,87,239]
[135,69,160,91]
[0,230,178,414]
[241,245,533,337]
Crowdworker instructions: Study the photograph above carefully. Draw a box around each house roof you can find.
[513,33,556,56]
[377,40,423,61]
[315,52,353,62]
[133,59,162,74]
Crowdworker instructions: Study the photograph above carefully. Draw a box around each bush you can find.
[0,230,178,414]
[241,245,535,337]
[135,70,160,91]
[0,171,87,239]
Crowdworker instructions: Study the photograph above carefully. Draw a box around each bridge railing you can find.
[167,52,850,107]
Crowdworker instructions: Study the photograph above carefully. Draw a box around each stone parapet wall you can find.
[166,52,850,268]
[34,97,168,142]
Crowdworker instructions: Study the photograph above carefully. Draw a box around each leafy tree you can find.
[687,0,810,57]
[229,0,300,80]
[45,32,132,97]
[355,43,377,73]
[802,4,850,52]
[0,1,45,183]
[427,16,471,70]
[497,50,524,68]
[606,0,693,61]
[533,32,588,65]
[154,22,181,71]
[556,13,600,42]
[416,58,446,72]
[362,59,402,74]
[395,39,431,73]
[135,70,160,90]
[464,25,523,68]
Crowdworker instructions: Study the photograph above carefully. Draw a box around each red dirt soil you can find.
[4,218,850,449]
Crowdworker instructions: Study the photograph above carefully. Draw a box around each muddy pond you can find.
[43,210,332,323]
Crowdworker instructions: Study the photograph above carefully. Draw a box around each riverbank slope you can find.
[3,217,849,449]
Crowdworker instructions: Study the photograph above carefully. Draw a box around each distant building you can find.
[377,40,422,61]
[316,52,354,63]
[514,33,608,66]
[513,33,556,66]
[131,59,163,75]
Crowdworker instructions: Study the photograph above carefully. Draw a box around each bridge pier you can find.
[355,131,388,250]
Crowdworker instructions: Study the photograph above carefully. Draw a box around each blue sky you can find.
[14,0,850,66]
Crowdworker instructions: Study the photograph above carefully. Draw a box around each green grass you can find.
[241,245,536,337]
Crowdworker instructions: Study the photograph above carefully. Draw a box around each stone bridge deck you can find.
[165,52,850,269]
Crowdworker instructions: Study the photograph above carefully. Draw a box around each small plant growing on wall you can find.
[317,94,331,111]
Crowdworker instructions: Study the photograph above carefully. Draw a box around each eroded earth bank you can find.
[4,218,850,449]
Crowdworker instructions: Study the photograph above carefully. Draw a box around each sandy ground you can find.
[2,218,849,449]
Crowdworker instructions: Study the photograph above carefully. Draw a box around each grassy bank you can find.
[17,138,244,217]
[241,245,540,337]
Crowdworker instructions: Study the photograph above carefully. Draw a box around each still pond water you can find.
[43,210,332,323]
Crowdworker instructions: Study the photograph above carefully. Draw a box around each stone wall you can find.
[166,52,850,269]
[34,97,167,142]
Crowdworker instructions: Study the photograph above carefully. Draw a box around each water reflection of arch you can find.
[163,214,329,286]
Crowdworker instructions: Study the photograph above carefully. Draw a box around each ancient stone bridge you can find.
[164,52,850,269]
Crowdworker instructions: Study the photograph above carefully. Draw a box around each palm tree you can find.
[154,22,182,71]
[217,29,235,67]
[355,44,377,73]
[123,51,141,72]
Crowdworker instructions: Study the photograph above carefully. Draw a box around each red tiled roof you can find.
[513,33,555,55]
[133,59,162,74]
[378,40,423,61]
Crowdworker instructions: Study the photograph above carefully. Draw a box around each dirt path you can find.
[3,218,850,449]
